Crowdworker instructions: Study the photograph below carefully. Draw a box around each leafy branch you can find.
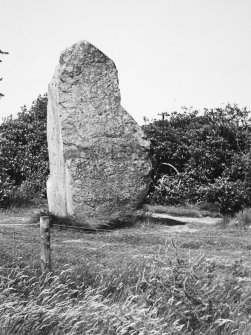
[0,49,9,98]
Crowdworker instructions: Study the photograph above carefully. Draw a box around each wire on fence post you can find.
[40,216,51,272]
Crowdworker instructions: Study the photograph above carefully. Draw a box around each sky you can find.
[1,0,251,124]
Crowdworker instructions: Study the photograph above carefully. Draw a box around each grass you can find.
[218,208,251,231]
[0,207,250,334]
[234,208,251,230]
[0,254,250,335]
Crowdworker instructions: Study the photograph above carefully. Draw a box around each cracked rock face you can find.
[47,41,151,226]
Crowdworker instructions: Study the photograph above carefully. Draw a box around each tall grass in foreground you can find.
[0,251,250,335]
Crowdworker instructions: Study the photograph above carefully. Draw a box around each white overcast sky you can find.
[1,0,251,124]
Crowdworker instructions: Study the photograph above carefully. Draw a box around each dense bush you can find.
[143,104,251,214]
[0,94,49,207]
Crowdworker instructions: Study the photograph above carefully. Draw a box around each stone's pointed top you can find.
[76,40,89,45]
[70,40,90,50]
[59,40,91,65]
[64,39,90,51]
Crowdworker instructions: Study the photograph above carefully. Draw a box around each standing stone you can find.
[47,41,151,227]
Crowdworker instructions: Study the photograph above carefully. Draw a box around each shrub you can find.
[201,178,247,215]
[0,94,48,207]
[144,105,251,215]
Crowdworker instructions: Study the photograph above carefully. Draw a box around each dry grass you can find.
[217,208,251,231]
[0,208,250,334]
[234,208,251,230]
[0,251,250,334]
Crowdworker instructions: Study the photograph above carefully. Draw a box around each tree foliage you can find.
[0,49,9,98]
[143,104,251,214]
[0,94,49,207]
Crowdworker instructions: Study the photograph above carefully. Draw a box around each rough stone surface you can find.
[47,41,151,226]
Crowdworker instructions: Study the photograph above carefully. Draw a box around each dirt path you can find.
[150,212,221,224]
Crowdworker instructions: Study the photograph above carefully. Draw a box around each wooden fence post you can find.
[40,216,51,272]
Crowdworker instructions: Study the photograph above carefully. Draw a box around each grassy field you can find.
[0,207,250,334]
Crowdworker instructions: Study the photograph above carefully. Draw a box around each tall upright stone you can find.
[47,41,151,226]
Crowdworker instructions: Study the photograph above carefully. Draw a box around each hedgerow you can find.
[143,104,251,214]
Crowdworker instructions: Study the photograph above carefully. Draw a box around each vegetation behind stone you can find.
[1,96,251,216]
[0,94,48,207]
[143,104,251,215]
